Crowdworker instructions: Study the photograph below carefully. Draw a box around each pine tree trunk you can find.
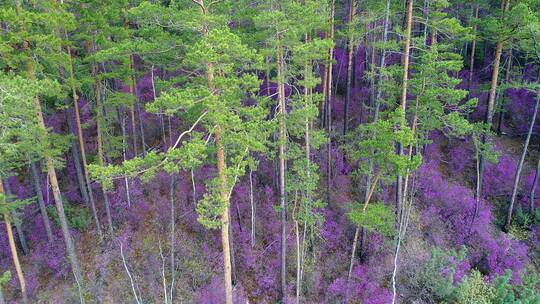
[497,51,512,135]
[168,173,176,303]
[128,55,138,156]
[249,169,255,247]
[326,0,335,203]
[129,55,147,156]
[346,172,381,304]
[294,220,300,304]
[65,43,102,237]
[2,178,29,255]
[1,186,28,304]
[343,0,356,135]
[29,161,54,242]
[216,126,233,304]
[197,4,233,302]
[397,0,414,219]
[506,93,540,230]
[94,73,114,234]
[530,156,540,215]
[65,102,90,206]
[277,40,288,304]
[479,0,510,199]
[468,6,479,96]
[374,0,392,122]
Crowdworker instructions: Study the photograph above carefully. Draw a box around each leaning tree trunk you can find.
[1,180,28,304]
[2,178,29,255]
[506,92,540,230]
[18,2,86,284]
[479,0,510,199]
[29,161,54,243]
[65,40,102,238]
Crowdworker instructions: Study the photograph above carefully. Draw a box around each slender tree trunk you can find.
[29,161,54,242]
[346,172,381,301]
[250,169,255,247]
[479,0,510,199]
[295,219,301,304]
[127,54,138,156]
[343,0,356,135]
[65,42,102,237]
[468,6,479,95]
[277,39,288,304]
[326,0,335,203]
[397,0,414,219]
[65,102,90,206]
[168,173,176,303]
[530,155,540,215]
[93,62,114,235]
[229,213,238,287]
[506,93,540,230]
[1,189,28,304]
[2,179,29,255]
[120,112,132,207]
[129,55,147,156]
[374,0,392,122]
[468,146,481,238]
[497,51,512,135]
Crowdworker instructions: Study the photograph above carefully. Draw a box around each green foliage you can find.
[347,202,394,236]
[453,270,495,304]
[0,73,66,175]
[492,270,540,303]
[345,108,422,179]
[417,246,468,302]
[47,202,91,232]
[0,271,11,287]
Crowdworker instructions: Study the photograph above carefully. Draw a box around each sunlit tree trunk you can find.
[64,40,102,238]
[397,0,414,219]
[196,3,233,302]
[2,180,28,304]
[2,178,29,255]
